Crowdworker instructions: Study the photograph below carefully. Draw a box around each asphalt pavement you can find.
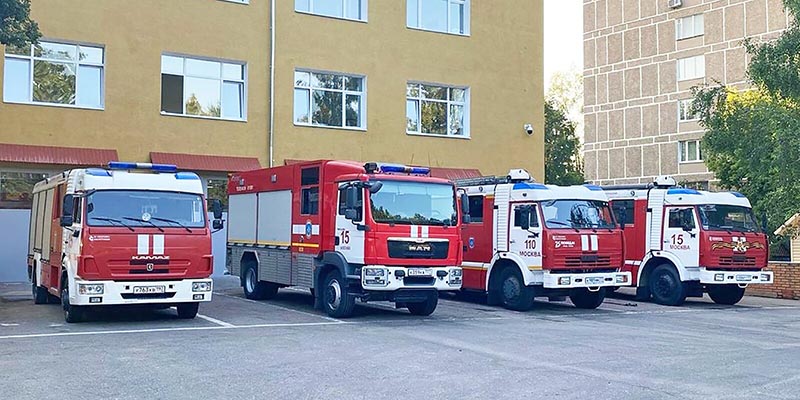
[1,277,799,400]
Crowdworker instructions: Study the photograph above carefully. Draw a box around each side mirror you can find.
[366,181,383,194]
[344,208,360,222]
[460,193,470,224]
[345,186,358,209]
[60,215,74,227]
[519,207,531,231]
[62,194,74,218]
[682,223,694,232]
[619,207,627,230]
[212,219,224,230]
[761,211,768,234]
[210,199,223,220]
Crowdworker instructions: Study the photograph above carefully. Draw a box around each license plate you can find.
[736,275,753,282]
[133,286,165,294]
[585,277,603,285]
[407,268,432,277]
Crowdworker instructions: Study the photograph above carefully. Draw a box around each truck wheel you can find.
[322,270,355,318]
[177,303,200,319]
[32,277,49,305]
[61,276,84,323]
[707,284,746,305]
[649,264,686,306]
[569,288,606,309]
[243,264,278,300]
[498,267,534,311]
[407,296,438,316]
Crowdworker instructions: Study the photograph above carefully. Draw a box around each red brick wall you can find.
[746,263,800,300]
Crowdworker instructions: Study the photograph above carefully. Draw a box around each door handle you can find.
[510,240,516,244]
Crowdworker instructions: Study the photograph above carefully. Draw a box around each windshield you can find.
[369,180,456,226]
[541,199,616,229]
[85,190,206,228]
[698,204,760,233]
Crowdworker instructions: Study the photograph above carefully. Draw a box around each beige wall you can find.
[0,0,270,164]
[0,0,544,178]
[273,1,544,177]
[583,0,788,185]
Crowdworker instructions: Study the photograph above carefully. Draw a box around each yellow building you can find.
[0,0,543,211]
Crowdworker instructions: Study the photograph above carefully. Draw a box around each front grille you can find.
[719,256,756,267]
[403,277,436,286]
[388,240,449,259]
[564,255,612,268]
[128,269,170,274]
[120,292,176,300]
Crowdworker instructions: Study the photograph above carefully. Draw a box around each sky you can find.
[544,1,583,93]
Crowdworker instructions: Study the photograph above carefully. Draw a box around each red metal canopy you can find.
[150,152,261,172]
[0,143,118,166]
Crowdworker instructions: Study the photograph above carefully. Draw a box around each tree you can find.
[544,100,584,185]
[0,0,41,48]
[692,0,800,242]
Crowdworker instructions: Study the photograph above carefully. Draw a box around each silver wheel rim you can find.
[245,268,256,293]
[326,279,342,310]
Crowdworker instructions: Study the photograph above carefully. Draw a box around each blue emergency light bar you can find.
[108,162,178,173]
[377,163,431,176]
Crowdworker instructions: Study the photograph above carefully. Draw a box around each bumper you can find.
[697,269,773,285]
[542,271,631,289]
[361,266,462,292]
[70,278,214,306]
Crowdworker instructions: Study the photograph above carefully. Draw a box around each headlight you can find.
[192,281,212,292]
[615,275,628,284]
[363,268,389,286]
[78,283,104,295]
[761,274,771,282]
[714,273,725,282]
[448,268,463,285]
[558,276,571,286]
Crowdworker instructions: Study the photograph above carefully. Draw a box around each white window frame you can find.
[678,99,699,122]
[406,81,470,139]
[295,0,368,22]
[3,40,105,110]
[293,69,367,131]
[677,55,705,81]
[407,0,471,36]
[676,14,704,40]
[678,140,703,163]
[160,53,247,122]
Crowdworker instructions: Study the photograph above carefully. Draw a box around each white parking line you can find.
[196,313,235,327]
[214,292,343,323]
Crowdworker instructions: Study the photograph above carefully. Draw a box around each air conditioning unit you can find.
[668,0,683,9]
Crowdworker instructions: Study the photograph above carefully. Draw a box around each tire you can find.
[32,277,49,305]
[498,267,534,311]
[177,303,200,319]
[61,275,85,323]
[242,263,279,300]
[322,270,356,318]
[648,264,687,306]
[569,288,606,309]
[407,295,439,316]
[707,284,746,305]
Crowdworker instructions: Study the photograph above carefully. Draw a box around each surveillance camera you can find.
[524,124,534,135]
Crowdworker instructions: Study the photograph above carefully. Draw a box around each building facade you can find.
[0,0,543,281]
[582,0,788,187]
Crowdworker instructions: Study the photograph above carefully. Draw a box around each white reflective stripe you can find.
[581,235,589,251]
[152,235,164,255]
[625,260,642,266]
[291,224,320,235]
[410,225,418,238]
[590,235,598,251]
[137,235,149,255]
[421,226,429,238]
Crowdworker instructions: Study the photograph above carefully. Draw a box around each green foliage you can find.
[544,100,584,186]
[0,0,40,48]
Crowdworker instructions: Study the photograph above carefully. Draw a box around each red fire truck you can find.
[458,169,630,311]
[603,176,773,306]
[28,162,223,323]
[226,161,466,318]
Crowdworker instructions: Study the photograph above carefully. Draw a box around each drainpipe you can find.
[268,0,276,167]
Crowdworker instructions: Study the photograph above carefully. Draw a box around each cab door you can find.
[334,186,365,264]
[508,203,543,270]
[663,207,700,267]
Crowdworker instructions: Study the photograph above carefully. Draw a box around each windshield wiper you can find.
[427,218,450,227]
[150,217,193,233]
[548,220,580,232]
[90,216,135,232]
[123,217,165,232]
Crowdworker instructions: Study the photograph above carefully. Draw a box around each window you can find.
[406,82,469,137]
[513,205,539,228]
[407,0,470,35]
[677,56,705,81]
[678,99,699,121]
[295,0,367,21]
[0,171,50,209]
[160,54,246,120]
[611,200,634,225]
[467,195,483,222]
[301,167,320,215]
[668,208,696,230]
[679,140,703,163]
[294,70,365,129]
[3,41,104,108]
[676,14,704,40]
